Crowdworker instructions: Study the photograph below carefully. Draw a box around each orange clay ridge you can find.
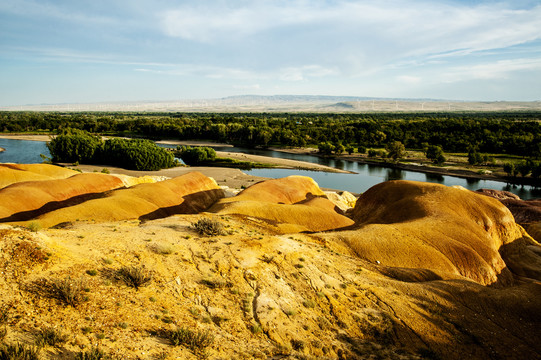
[0,164,539,360]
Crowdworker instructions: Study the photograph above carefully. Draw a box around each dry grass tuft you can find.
[164,327,214,356]
[28,276,87,307]
[74,346,110,360]
[116,265,153,290]
[191,218,225,236]
[35,327,68,348]
[0,343,40,360]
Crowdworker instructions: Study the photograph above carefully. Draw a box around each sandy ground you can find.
[71,164,266,191]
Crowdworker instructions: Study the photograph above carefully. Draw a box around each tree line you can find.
[1,111,540,159]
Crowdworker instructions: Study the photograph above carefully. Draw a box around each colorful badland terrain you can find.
[0,164,540,359]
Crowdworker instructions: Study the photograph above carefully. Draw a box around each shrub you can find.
[116,265,153,290]
[45,276,86,307]
[86,269,98,276]
[0,343,40,360]
[26,222,41,232]
[35,327,67,347]
[74,347,109,360]
[191,218,225,236]
[165,327,214,355]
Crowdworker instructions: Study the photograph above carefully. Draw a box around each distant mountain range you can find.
[2,95,540,112]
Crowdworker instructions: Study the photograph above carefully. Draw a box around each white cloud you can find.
[441,57,541,82]
[159,1,541,68]
[397,75,422,84]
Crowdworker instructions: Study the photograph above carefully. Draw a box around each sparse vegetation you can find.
[38,276,87,307]
[0,306,8,341]
[35,327,67,347]
[74,346,110,360]
[164,327,214,356]
[86,269,98,276]
[0,343,40,360]
[191,218,225,236]
[116,265,153,290]
[25,222,41,232]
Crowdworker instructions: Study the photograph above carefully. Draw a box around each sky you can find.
[1,0,540,106]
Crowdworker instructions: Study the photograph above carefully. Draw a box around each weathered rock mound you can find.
[20,172,224,228]
[477,188,541,244]
[209,176,354,232]
[322,180,541,286]
[0,163,78,189]
[0,173,125,221]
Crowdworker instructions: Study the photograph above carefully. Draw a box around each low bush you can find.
[116,265,153,290]
[165,327,214,356]
[35,327,68,348]
[0,343,40,360]
[191,218,225,236]
[74,347,109,360]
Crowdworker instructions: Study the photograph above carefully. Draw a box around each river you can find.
[1,138,539,199]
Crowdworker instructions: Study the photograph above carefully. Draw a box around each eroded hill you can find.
[0,165,540,360]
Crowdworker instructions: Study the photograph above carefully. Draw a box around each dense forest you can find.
[1,111,540,159]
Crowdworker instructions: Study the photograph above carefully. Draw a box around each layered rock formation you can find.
[15,171,224,228]
[0,163,78,189]
[209,176,354,232]
[477,188,541,243]
[319,180,541,286]
[0,173,125,222]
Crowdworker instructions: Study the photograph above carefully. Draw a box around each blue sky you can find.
[1,0,540,106]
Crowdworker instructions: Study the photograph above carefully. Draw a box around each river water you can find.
[1,138,539,199]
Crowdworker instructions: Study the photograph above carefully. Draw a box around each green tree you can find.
[178,146,217,165]
[318,142,334,155]
[345,145,355,155]
[516,161,531,178]
[503,162,515,177]
[425,145,446,165]
[386,141,406,162]
[333,142,345,155]
[46,128,101,163]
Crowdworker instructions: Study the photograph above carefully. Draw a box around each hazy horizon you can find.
[1,1,540,107]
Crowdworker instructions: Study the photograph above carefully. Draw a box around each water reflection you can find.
[367,163,383,176]
[425,173,444,183]
[466,178,480,185]
[386,168,404,181]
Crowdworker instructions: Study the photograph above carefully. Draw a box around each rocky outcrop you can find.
[477,188,541,243]
[320,181,541,286]
[19,172,224,228]
[209,176,354,232]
